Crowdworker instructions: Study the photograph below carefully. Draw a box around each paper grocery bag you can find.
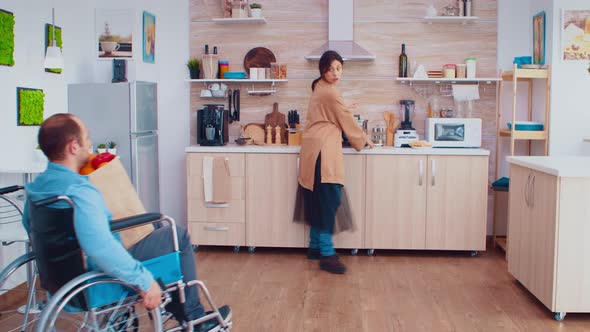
[88,157,154,248]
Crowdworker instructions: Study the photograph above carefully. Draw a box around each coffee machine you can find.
[197,104,229,146]
[394,100,419,147]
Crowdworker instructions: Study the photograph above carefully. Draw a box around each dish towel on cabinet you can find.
[202,156,231,206]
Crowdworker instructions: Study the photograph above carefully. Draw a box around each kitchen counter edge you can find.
[507,156,590,178]
[185,145,490,156]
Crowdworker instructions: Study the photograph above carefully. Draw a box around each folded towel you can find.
[202,156,231,205]
[452,84,480,102]
[203,156,214,203]
[212,157,231,204]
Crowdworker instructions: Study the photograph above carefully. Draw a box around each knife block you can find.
[288,124,302,146]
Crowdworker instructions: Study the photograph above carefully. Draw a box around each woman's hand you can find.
[365,137,375,149]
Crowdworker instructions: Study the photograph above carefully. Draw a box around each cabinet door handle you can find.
[524,173,531,207]
[419,159,424,186]
[530,175,535,208]
[431,159,436,187]
[296,157,300,176]
[204,226,229,232]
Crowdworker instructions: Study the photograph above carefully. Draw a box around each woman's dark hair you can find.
[38,113,82,161]
[311,50,344,91]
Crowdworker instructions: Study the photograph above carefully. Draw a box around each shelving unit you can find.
[493,64,551,251]
[211,17,266,24]
[422,16,480,24]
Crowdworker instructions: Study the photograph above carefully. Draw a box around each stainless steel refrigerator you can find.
[68,81,160,213]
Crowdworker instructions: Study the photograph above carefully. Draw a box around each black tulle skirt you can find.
[293,154,355,234]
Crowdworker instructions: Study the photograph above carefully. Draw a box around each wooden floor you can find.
[2,243,590,331]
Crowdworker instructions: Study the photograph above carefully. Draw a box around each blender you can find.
[394,100,419,147]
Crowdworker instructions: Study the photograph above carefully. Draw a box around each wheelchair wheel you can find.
[0,252,47,331]
[36,275,163,332]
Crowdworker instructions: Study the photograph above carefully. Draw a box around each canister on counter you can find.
[443,64,456,78]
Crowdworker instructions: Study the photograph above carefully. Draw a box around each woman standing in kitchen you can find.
[298,50,373,274]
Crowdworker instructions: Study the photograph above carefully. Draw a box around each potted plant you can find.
[97,143,107,154]
[250,3,262,18]
[107,141,117,155]
[187,57,201,79]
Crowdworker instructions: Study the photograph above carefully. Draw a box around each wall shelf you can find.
[395,77,500,84]
[211,17,267,24]
[394,77,499,98]
[189,79,287,96]
[423,16,480,24]
[187,79,287,83]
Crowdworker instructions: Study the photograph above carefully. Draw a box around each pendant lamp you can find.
[44,8,63,69]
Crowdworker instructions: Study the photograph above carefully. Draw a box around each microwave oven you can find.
[425,118,482,148]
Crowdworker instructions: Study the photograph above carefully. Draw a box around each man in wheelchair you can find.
[23,113,231,331]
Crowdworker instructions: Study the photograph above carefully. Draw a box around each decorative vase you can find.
[250,8,262,18]
[189,68,200,79]
[107,148,117,155]
[97,148,107,154]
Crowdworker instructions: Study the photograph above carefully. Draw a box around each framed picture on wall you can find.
[562,9,590,61]
[142,11,155,63]
[95,9,133,59]
[533,11,546,65]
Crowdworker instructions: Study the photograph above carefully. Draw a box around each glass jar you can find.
[443,64,456,78]
[371,126,386,147]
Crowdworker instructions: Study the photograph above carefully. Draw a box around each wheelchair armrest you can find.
[110,213,164,232]
[32,195,75,208]
[0,185,24,195]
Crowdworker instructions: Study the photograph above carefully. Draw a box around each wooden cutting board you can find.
[264,103,287,144]
[243,123,265,145]
[243,47,276,73]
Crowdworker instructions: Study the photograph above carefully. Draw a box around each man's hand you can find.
[140,281,162,310]
[365,137,375,149]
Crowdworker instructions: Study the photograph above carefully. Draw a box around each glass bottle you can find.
[399,43,408,78]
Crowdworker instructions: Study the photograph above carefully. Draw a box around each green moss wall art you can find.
[0,9,15,66]
[17,88,45,126]
[45,23,62,74]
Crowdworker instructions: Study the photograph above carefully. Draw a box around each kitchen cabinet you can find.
[425,156,488,250]
[366,155,488,251]
[366,155,427,249]
[245,153,305,248]
[186,153,246,246]
[507,159,590,320]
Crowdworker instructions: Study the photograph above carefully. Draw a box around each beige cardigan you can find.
[298,79,367,190]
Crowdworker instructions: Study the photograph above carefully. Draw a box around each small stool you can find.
[491,177,509,252]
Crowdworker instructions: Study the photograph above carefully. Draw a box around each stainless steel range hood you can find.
[305,0,375,61]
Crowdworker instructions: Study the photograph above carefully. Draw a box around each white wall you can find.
[0,0,189,284]
[548,0,590,156]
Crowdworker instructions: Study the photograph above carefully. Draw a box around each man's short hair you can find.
[38,113,82,161]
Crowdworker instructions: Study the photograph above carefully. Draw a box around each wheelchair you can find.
[18,194,231,332]
[0,185,47,331]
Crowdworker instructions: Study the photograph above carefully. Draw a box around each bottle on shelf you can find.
[399,43,408,78]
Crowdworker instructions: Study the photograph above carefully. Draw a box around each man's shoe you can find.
[307,248,321,260]
[193,305,232,332]
[319,255,346,274]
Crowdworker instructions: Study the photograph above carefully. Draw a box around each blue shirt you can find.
[23,162,153,291]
